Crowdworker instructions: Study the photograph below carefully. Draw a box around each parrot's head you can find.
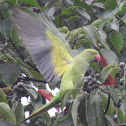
[83,49,100,63]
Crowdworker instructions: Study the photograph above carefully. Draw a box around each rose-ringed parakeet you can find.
[10,8,100,125]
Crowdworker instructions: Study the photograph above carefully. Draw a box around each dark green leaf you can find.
[58,26,69,34]
[97,30,110,50]
[12,102,24,125]
[30,94,42,110]
[84,25,98,47]
[20,0,40,8]
[76,9,91,20]
[109,32,124,53]
[108,86,120,104]
[78,96,88,125]
[121,100,126,112]
[42,112,51,126]
[0,63,19,85]
[116,108,125,123]
[9,0,18,5]
[101,64,121,82]
[100,92,114,115]
[109,18,119,31]
[27,87,38,99]
[104,115,116,126]
[0,18,12,38]
[86,90,107,126]
[71,94,84,126]
[91,18,102,27]
[100,48,118,65]
[74,0,93,15]
[0,102,16,125]
[0,88,8,104]
[90,63,100,73]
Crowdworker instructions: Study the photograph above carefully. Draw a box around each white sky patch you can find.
[25,111,30,123]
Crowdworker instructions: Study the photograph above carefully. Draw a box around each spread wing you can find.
[11,8,73,84]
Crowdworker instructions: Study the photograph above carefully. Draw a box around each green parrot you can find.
[10,8,100,125]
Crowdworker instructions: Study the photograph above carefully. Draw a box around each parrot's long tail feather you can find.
[14,94,60,126]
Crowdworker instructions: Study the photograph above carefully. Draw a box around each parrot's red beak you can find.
[95,54,101,61]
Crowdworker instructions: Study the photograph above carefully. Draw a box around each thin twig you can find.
[17,76,47,83]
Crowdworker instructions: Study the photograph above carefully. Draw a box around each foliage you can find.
[0,0,126,126]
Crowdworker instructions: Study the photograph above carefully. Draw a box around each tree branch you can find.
[17,76,47,83]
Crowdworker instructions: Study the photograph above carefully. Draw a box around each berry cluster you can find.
[82,73,101,93]
[13,82,27,98]
[32,7,41,13]
[119,62,126,70]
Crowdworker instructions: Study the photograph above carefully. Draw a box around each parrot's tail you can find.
[14,94,60,126]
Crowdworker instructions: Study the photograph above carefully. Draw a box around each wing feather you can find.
[11,8,73,84]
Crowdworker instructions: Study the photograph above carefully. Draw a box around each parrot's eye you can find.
[90,51,94,54]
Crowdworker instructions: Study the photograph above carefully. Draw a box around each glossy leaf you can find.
[76,9,91,20]
[0,18,12,38]
[100,48,118,65]
[97,30,110,50]
[42,112,51,126]
[104,115,116,126]
[116,108,125,123]
[0,88,8,104]
[86,90,107,126]
[9,0,18,5]
[27,87,38,100]
[108,86,120,104]
[12,102,24,126]
[109,32,124,53]
[20,0,40,8]
[30,94,42,110]
[71,94,83,126]
[109,18,119,31]
[91,18,102,27]
[0,102,16,125]
[84,25,98,47]
[100,92,114,115]
[58,26,69,34]
[0,63,19,85]
[90,63,100,73]
[101,64,121,82]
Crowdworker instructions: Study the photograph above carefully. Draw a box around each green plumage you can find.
[10,8,99,126]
